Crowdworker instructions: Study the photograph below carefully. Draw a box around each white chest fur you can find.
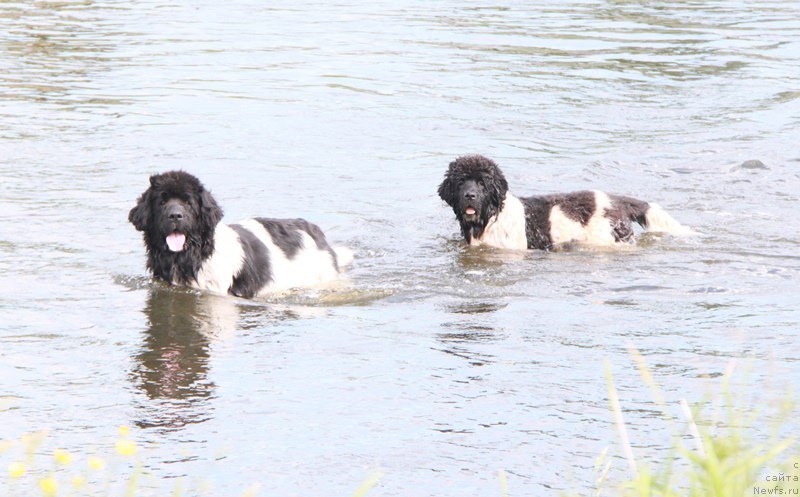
[473,193,528,250]
[191,223,245,294]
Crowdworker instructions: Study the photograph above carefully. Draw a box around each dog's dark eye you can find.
[478,179,485,186]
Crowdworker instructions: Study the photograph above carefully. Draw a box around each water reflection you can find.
[436,301,506,366]
[456,246,527,268]
[130,287,238,431]
[445,301,507,316]
[0,0,132,141]
[0,0,797,493]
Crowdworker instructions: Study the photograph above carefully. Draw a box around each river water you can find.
[1,1,799,495]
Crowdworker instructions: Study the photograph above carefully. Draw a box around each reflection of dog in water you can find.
[130,287,238,430]
[130,285,325,431]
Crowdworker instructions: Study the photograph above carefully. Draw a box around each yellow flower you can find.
[87,456,106,471]
[40,476,58,497]
[118,426,130,437]
[88,456,106,471]
[72,475,87,488]
[21,431,47,448]
[0,439,14,453]
[54,448,73,465]
[115,439,137,457]
[240,484,261,497]
[8,461,26,478]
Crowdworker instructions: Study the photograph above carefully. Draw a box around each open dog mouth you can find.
[463,206,478,220]
[166,232,186,252]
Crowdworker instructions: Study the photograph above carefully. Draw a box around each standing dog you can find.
[129,171,352,297]
[438,155,692,250]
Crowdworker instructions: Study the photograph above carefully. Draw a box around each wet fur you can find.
[129,171,349,297]
[438,155,689,250]
[129,171,222,285]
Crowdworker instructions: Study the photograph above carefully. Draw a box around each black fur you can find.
[521,196,553,250]
[130,171,346,297]
[129,171,223,285]
[438,155,652,250]
[437,155,509,244]
[228,224,272,298]
[606,194,650,242]
[256,218,339,268]
[543,191,596,225]
[520,191,600,250]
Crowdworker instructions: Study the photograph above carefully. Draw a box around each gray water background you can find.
[1,0,799,495]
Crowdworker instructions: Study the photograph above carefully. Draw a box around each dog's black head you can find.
[129,171,223,284]
[437,155,508,243]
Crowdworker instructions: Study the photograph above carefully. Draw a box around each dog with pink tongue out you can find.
[129,171,352,298]
[165,232,186,252]
[438,154,693,250]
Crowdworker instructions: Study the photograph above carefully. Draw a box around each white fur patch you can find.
[475,193,528,250]
[238,219,340,295]
[188,220,344,297]
[467,187,691,251]
[191,223,245,294]
[549,190,617,247]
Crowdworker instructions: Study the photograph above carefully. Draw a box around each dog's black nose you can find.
[167,208,184,221]
[464,191,477,200]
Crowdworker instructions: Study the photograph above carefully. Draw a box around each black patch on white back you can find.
[256,218,339,268]
[440,154,665,250]
[547,191,596,225]
[228,224,272,298]
[520,191,596,250]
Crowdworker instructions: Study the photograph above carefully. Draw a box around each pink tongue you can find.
[465,207,476,215]
[166,233,186,252]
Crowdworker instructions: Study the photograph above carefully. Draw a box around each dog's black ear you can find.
[485,166,508,213]
[128,189,152,232]
[438,163,460,207]
[437,177,455,207]
[199,187,223,237]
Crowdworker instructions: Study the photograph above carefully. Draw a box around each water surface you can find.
[1,1,799,495]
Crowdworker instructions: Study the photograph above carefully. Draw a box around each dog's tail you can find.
[333,246,354,270]
[643,203,694,235]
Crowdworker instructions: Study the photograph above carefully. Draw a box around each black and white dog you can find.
[438,155,692,250]
[129,171,352,298]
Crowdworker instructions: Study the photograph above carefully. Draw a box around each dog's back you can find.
[130,171,352,298]
[521,190,691,250]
